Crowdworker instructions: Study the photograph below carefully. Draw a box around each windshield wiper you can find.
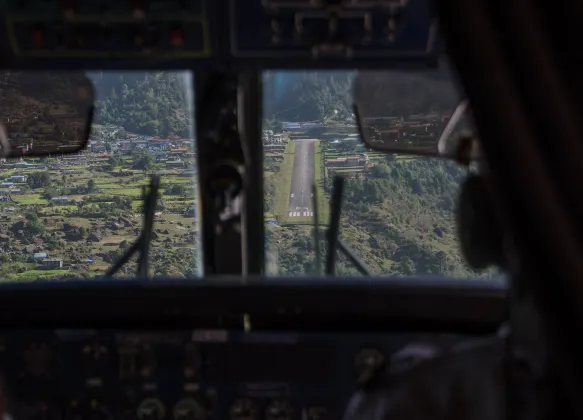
[315,175,372,276]
[312,184,321,275]
[104,174,160,278]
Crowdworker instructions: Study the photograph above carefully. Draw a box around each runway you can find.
[288,139,316,218]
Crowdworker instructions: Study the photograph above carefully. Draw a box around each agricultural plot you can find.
[0,157,198,281]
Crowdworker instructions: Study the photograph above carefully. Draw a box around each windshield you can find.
[0,68,491,281]
[263,69,493,277]
[0,71,198,281]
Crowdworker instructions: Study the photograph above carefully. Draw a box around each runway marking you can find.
[290,193,294,198]
[288,211,315,218]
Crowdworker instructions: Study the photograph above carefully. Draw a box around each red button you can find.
[32,28,44,48]
[59,0,74,15]
[170,30,183,48]
[131,0,146,17]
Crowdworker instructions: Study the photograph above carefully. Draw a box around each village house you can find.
[8,159,38,169]
[41,258,63,269]
[33,252,49,260]
[169,148,188,157]
[166,159,185,169]
[8,175,27,183]
[175,139,194,150]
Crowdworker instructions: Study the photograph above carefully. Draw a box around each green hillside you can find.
[89,71,192,138]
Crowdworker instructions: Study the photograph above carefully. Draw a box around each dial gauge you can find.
[137,398,166,420]
[173,398,205,420]
[230,398,256,420]
[265,400,292,420]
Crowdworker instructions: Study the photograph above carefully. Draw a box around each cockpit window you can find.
[0,71,199,281]
[263,69,490,277]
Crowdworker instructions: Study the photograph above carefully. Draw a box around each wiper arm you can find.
[325,176,343,275]
[138,174,160,277]
[104,174,160,278]
[323,175,372,276]
[312,183,321,275]
[337,237,372,277]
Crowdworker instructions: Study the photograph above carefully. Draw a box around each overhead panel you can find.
[3,0,211,58]
[230,0,438,64]
[0,0,438,68]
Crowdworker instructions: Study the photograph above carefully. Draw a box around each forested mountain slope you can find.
[88,71,192,137]
[263,71,354,121]
[263,66,460,122]
[266,157,481,277]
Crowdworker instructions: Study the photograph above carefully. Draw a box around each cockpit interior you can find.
[0,0,581,419]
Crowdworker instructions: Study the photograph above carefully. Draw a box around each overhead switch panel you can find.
[232,0,436,61]
[4,0,210,58]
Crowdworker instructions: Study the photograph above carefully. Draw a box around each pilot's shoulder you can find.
[344,337,507,420]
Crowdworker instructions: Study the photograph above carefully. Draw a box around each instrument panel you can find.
[0,0,439,69]
[1,329,471,420]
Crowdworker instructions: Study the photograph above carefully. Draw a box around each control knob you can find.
[307,407,329,420]
[82,343,109,371]
[139,345,157,379]
[354,348,384,378]
[86,400,112,420]
[23,342,52,378]
[183,343,201,379]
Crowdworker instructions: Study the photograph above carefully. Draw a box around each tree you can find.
[108,156,123,167]
[87,179,96,193]
[25,212,38,222]
[395,257,415,276]
[42,187,58,201]
[27,171,51,189]
[132,152,154,170]
[26,219,44,236]
[370,164,391,178]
